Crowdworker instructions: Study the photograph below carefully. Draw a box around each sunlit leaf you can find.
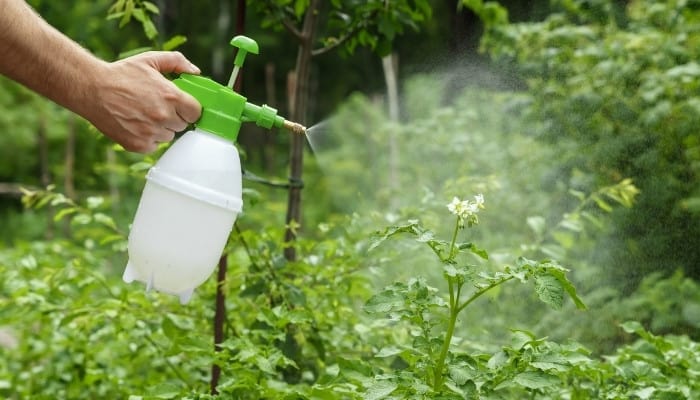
[364,381,397,400]
[162,35,187,51]
[513,371,559,389]
[142,1,159,14]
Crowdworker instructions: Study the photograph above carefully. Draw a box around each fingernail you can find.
[189,63,201,74]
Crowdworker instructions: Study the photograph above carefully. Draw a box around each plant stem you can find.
[144,335,193,388]
[457,277,513,313]
[433,282,459,391]
[447,217,461,261]
[433,217,462,391]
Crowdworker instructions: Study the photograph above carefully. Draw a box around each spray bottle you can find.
[122,35,305,304]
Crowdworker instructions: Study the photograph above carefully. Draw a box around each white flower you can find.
[447,197,462,215]
[474,194,485,210]
[447,194,486,224]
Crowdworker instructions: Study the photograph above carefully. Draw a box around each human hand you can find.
[85,51,202,153]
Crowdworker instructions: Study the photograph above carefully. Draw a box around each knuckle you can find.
[150,108,171,123]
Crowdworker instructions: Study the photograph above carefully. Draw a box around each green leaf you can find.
[487,350,508,370]
[527,216,546,236]
[99,234,125,246]
[119,5,132,28]
[162,35,187,51]
[531,354,570,372]
[444,381,466,396]
[142,1,159,14]
[294,0,310,18]
[462,0,484,12]
[152,382,181,399]
[681,197,700,214]
[443,264,474,280]
[633,387,656,399]
[364,381,397,400]
[72,214,92,225]
[534,273,564,310]
[551,231,575,249]
[547,268,587,310]
[364,289,403,313]
[108,0,126,14]
[509,329,536,350]
[53,207,78,222]
[620,320,644,335]
[129,161,152,172]
[368,220,420,251]
[161,316,178,341]
[377,13,396,41]
[449,365,474,385]
[559,216,583,232]
[141,18,158,40]
[131,7,145,23]
[513,371,559,389]
[593,196,613,212]
[107,11,125,21]
[375,346,402,358]
[569,189,586,201]
[94,213,117,230]
[459,242,489,259]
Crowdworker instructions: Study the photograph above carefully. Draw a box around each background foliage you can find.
[1,0,699,398]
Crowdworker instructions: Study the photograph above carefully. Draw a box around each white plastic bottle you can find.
[123,128,242,304]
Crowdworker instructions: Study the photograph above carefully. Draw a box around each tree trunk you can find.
[264,62,277,173]
[382,53,400,203]
[37,114,53,240]
[211,0,232,83]
[211,0,245,395]
[64,115,76,200]
[283,0,321,261]
[104,147,120,205]
[63,115,76,236]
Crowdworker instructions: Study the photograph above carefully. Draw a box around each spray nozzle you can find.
[173,35,305,141]
[283,120,306,135]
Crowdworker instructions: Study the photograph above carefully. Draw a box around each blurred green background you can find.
[1,0,699,398]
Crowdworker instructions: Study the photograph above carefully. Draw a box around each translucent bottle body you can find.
[123,128,242,303]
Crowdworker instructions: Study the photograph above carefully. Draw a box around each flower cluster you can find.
[447,194,485,227]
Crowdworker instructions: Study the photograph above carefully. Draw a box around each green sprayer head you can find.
[173,35,306,141]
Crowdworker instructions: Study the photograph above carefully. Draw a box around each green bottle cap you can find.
[174,74,247,142]
[173,35,288,142]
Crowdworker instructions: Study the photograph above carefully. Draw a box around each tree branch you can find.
[311,10,378,56]
[258,1,302,39]
[311,27,356,56]
[282,17,303,40]
[0,183,38,197]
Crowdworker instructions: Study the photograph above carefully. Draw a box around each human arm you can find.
[0,0,202,153]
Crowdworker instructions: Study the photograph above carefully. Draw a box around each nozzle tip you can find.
[283,120,306,135]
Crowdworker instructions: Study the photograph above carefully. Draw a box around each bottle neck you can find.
[192,127,236,146]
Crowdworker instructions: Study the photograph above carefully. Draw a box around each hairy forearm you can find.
[0,0,106,118]
[0,0,202,153]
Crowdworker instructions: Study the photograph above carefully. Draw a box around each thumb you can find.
[145,51,201,75]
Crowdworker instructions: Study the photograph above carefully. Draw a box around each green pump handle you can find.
[172,35,301,142]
